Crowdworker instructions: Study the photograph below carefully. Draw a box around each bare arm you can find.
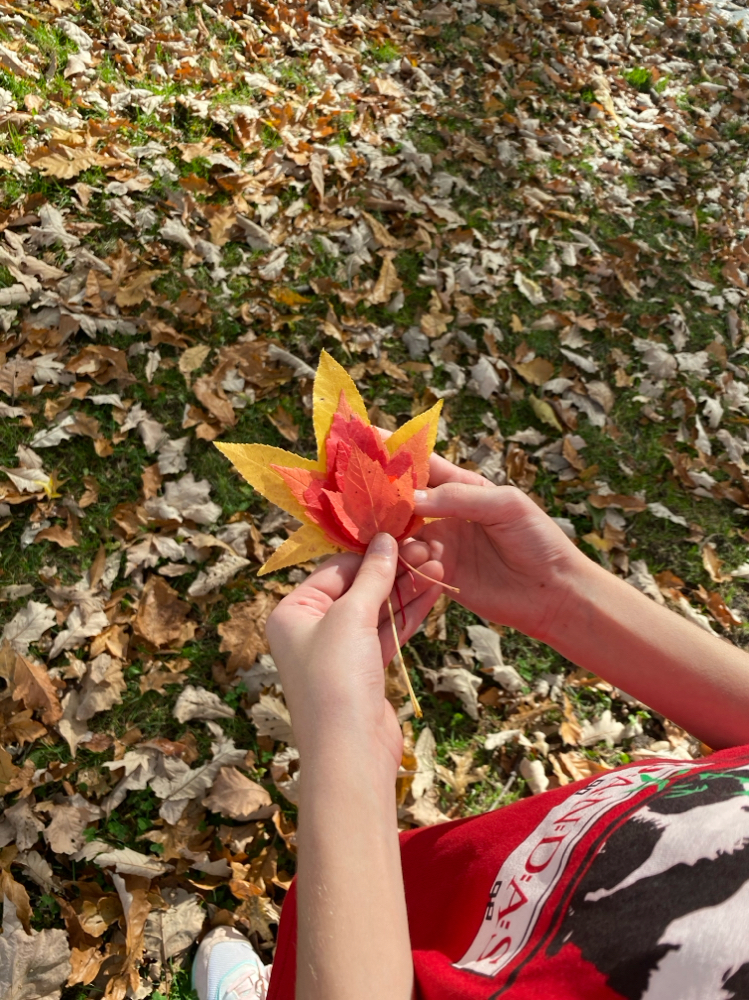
[267,536,443,1000]
[415,475,749,751]
[297,745,412,1000]
[543,555,749,750]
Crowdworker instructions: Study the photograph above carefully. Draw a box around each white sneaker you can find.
[193,926,272,1000]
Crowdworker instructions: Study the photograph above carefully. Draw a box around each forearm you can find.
[542,556,749,750]
[296,743,413,1000]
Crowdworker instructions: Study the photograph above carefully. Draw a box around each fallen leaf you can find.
[92,847,173,878]
[173,685,235,723]
[150,724,247,825]
[203,766,273,820]
[269,746,300,805]
[216,597,276,680]
[702,542,731,583]
[467,624,524,692]
[368,254,402,305]
[519,756,549,795]
[514,270,546,305]
[267,404,300,444]
[559,693,583,746]
[579,709,641,748]
[249,693,294,744]
[0,895,71,1000]
[178,344,211,385]
[1,601,56,655]
[0,868,32,933]
[529,394,563,432]
[0,642,62,725]
[41,794,102,855]
[133,576,196,650]
[143,887,205,962]
[421,665,481,720]
[512,356,554,386]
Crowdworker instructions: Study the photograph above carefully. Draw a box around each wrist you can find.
[529,549,603,646]
[301,730,401,788]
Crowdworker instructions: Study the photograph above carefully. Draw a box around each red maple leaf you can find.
[271,392,431,553]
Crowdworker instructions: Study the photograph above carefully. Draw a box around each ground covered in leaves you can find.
[2,0,749,994]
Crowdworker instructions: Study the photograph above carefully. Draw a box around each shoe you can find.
[192,926,272,1000]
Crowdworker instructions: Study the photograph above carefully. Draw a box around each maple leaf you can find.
[215,350,442,574]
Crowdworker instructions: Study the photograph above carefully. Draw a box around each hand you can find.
[265,534,444,772]
[414,454,584,641]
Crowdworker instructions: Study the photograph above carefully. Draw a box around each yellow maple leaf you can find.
[215,350,442,574]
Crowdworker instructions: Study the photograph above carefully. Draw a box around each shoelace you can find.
[218,959,272,1000]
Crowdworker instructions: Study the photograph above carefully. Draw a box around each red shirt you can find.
[267,744,749,999]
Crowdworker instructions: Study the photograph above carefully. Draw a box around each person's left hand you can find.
[266,533,444,774]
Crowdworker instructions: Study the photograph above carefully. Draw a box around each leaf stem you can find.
[393,576,407,629]
[387,596,422,719]
[398,556,460,594]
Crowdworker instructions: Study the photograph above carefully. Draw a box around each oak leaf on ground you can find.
[0,895,71,1000]
[203,766,274,821]
[133,576,196,650]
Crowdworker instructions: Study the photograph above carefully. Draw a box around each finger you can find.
[281,551,363,613]
[413,481,534,527]
[377,557,444,629]
[379,583,443,660]
[428,452,493,488]
[399,538,432,567]
[342,533,398,619]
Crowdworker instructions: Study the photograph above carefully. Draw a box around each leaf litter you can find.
[0,0,748,992]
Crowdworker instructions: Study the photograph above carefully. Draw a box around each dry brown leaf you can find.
[58,897,108,987]
[143,887,205,963]
[267,404,299,443]
[702,542,731,583]
[558,750,613,781]
[132,576,196,650]
[368,254,402,305]
[1,707,46,746]
[138,657,190,695]
[1,601,57,655]
[77,654,127,721]
[193,374,236,427]
[425,593,450,641]
[249,693,294,744]
[512,356,554,386]
[0,894,71,998]
[0,642,62,725]
[41,794,102,855]
[559,692,583,746]
[203,766,273,820]
[0,867,32,933]
[106,873,152,1000]
[173,685,235,723]
[115,270,162,308]
[361,210,402,249]
[421,664,481,720]
[179,344,211,385]
[218,594,277,674]
[0,746,20,796]
[33,518,79,548]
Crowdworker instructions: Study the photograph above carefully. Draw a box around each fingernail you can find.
[414,490,429,503]
[370,532,395,556]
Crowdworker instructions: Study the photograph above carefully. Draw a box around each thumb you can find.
[344,533,398,616]
[414,481,532,527]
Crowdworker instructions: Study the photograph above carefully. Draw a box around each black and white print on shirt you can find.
[455,759,749,1000]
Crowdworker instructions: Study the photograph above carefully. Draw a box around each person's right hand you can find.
[413,454,586,641]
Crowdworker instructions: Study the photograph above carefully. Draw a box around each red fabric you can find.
[266,744,749,1000]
